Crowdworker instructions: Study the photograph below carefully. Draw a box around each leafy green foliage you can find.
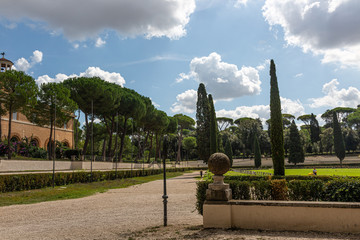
[0,168,190,193]
[208,94,217,154]
[333,112,345,165]
[288,120,304,165]
[254,133,261,168]
[224,138,233,167]
[0,70,38,159]
[269,60,285,175]
[196,83,211,162]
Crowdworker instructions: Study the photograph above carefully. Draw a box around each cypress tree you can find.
[333,112,345,166]
[196,83,211,162]
[310,113,321,143]
[224,138,233,167]
[254,133,261,168]
[209,94,218,154]
[288,120,304,165]
[269,59,285,176]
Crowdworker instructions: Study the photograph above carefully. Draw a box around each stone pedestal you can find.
[206,175,232,201]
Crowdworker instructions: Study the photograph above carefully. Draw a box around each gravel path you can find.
[1,172,360,240]
[0,172,202,240]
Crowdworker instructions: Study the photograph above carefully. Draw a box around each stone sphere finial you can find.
[208,152,230,175]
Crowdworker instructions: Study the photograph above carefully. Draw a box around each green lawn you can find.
[253,168,360,176]
[0,172,184,207]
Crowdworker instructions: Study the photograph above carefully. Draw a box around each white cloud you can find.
[216,97,305,126]
[36,67,126,86]
[256,59,269,71]
[234,0,249,8]
[309,79,360,108]
[0,0,195,41]
[170,89,197,113]
[294,73,303,78]
[14,50,43,72]
[262,0,360,69]
[280,97,305,116]
[177,52,261,100]
[95,37,106,47]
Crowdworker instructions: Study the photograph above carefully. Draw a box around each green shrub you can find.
[270,179,288,200]
[0,167,191,193]
[323,178,360,202]
[251,180,271,200]
[196,181,210,215]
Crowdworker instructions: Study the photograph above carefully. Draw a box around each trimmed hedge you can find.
[0,168,191,193]
[196,175,360,215]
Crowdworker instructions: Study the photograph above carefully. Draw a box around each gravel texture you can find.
[1,171,360,240]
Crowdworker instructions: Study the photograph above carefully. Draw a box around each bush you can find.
[64,149,80,160]
[196,175,360,215]
[0,167,192,193]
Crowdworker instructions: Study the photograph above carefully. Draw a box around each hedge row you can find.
[196,176,360,214]
[0,168,191,193]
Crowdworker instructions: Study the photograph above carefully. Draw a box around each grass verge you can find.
[0,171,185,207]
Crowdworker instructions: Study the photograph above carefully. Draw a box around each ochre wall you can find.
[1,112,73,149]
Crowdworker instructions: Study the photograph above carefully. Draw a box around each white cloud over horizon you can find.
[262,0,360,69]
[95,37,106,47]
[170,89,197,113]
[309,79,360,109]
[14,50,43,72]
[0,0,196,41]
[36,67,126,86]
[176,52,262,100]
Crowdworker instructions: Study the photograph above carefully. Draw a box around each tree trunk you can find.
[7,106,12,160]
[82,113,90,155]
[75,110,80,150]
[48,117,53,160]
[118,117,128,162]
[176,126,183,164]
[106,115,115,158]
[148,133,153,163]
[102,138,106,161]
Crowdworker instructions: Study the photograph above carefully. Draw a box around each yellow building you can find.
[0,53,74,149]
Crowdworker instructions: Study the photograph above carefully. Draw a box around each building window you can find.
[12,112,17,120]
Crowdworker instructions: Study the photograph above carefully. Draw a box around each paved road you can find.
[0,172,202,240]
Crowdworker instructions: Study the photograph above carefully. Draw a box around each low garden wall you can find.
[204,200,360,233]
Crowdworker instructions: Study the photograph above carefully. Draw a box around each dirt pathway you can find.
[0,172,202,240]
[1,172,360,240]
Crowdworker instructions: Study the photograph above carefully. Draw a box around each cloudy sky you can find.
[1,0,360,127]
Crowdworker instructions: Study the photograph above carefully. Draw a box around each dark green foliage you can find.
[333,112,345,165]
[0,167,191,193]
[224,138,233,167]
[0,70,38,159]
[269,60,285,175]
[196,83,211,162]
[288,120,304,165]
[208,94,217,154]
[288,180,324,201]
[254,133,261,168]
[196,175,360,214]
[64,149,80,160]
[323,178,360,202]
[174,114,195,163]
[310,113,321,143]
[228,180,251,200]
[345,129,358,152]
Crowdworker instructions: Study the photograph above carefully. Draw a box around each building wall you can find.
[1,112,74,149]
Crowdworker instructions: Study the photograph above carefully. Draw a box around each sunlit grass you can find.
[253,168,360,176]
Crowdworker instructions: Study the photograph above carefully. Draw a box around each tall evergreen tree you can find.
[288,120,304,165]
[224,138,233,167]
[333,112,345,166]
[269,59,285,175]
[310,113,321,143]
[196,83,211,162]
[209,94,218,154]
[254,133,261,168]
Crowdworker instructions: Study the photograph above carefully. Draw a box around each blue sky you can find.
[1,0,360,127]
